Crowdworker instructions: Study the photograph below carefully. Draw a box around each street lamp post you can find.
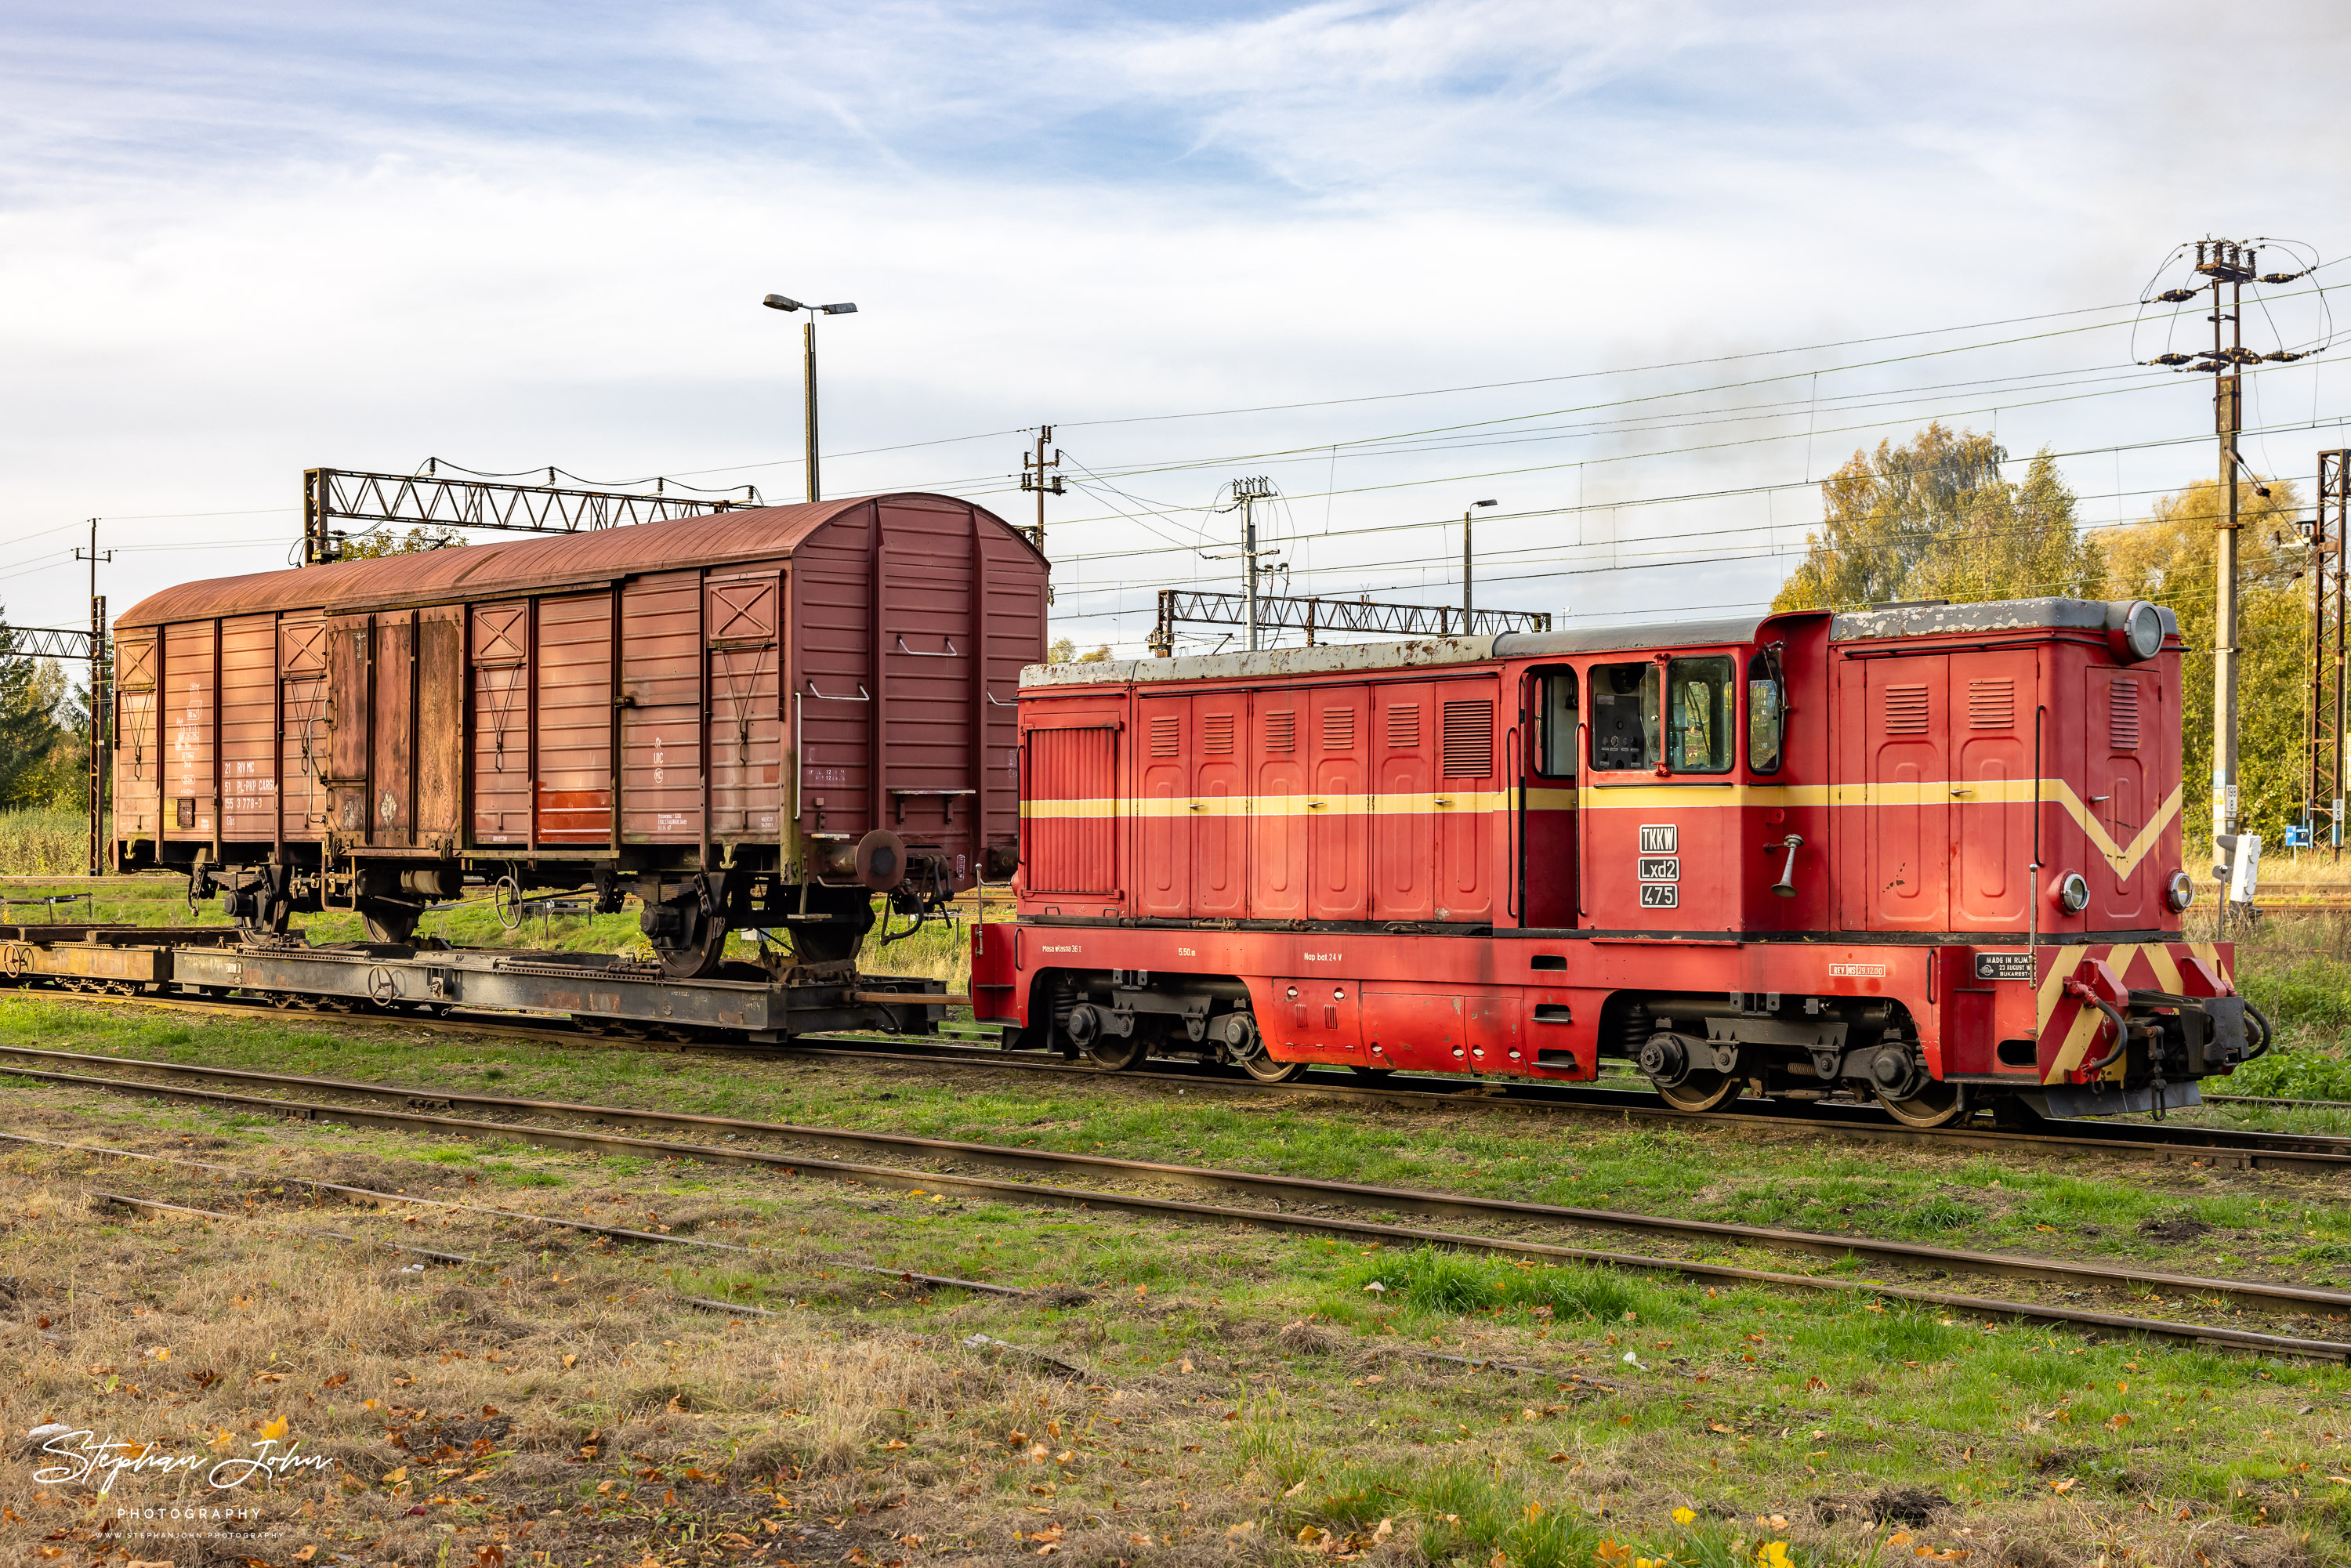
[762,294,858,504]
[1464,499,1497,632]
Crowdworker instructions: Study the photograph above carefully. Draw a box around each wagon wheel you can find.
[1085,1031,1150,1072]
[360,901,420,946]
[1655,1070,1743,1113]
[1238,1052,1308,1085]
[1875,1080,1969,1128]
[657,918,730,981]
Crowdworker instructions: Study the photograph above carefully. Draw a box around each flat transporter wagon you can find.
[111,494,1045,978]
[974,598,2266,1125]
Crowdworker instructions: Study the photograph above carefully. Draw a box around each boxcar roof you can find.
[117,493,1034,629]
[1020,596,2169,689]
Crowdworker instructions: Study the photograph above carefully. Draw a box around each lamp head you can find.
[763,294,803,312]
[1473,498,1498,508]
[819,302,858,315]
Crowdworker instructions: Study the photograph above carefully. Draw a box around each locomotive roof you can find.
[1021,596,2172,688]
[116,493,1033,628]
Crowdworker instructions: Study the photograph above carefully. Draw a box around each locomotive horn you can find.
[854,829,907,891]
[1770,834,1803,897]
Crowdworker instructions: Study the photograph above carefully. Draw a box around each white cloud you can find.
[2,1,2349,640]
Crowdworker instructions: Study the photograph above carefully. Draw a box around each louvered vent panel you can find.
[2110,679,2141,751]
[1322,708,1356,751]
[1149,714,1180,758]
[1883,684,1930,736]
[1264,709,1296,755]
[1202,712,1236,755]
[1386,704,1422,751]
[1441,701,1494,777]
[1966,679,2014,730]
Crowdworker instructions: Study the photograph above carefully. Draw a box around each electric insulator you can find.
[2260,272,2302,284]
[2156,288,2199,303]
[2149,353,2191,366]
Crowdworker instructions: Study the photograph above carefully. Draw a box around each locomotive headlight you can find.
[2108,599,2165,663]
[2052,871,2091,914]
[2165,869,2195,911]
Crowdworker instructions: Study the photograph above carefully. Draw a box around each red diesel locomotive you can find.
[973,597,2263,1124]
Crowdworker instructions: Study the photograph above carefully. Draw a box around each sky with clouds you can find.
[5,1,2350,650]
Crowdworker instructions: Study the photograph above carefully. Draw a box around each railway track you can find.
[8,989,2351,1175]
[5,1045,2349,1361]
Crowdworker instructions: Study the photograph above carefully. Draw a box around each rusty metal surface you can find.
[618,574,703,844]
[119,496,1038,628]
[219,615,277,842]
[118,494,1047,882]
[533,592,614,845]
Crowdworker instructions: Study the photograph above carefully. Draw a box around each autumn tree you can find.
[1773,423,2103,612]
[2103,476,2308,848]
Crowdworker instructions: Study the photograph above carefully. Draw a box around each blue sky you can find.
[5,2,2350,647]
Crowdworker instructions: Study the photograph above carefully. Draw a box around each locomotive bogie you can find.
[110,494,1045,974]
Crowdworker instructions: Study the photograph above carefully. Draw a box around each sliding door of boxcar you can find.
[278,619,328,843]
[112,632,160,846]
[370,610,415,847]
[218,614,277,847]
[322,612,371,840]
[707,574,782,842]
[414,607,465,852]
[164,621,219,846]
[470,602,532,849]
[534,592,614,846]
[619,574,703,846]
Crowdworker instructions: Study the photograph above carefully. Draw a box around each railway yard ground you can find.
[5,871,2351,1565]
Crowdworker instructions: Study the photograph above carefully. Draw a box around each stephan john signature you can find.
[26,1425,335,1496]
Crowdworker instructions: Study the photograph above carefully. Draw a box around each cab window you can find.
[1588,662,1657,770]
[1531,669,1578,777]
[1747,651,1784,775]
[1665,657,1734,774]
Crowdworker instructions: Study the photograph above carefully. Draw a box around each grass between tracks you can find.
[5,1003,2351,1566]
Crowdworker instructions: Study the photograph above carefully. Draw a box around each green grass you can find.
[9,1009,2351,1563]
[0,806,90,876]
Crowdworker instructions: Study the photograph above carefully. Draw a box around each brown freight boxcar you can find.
[111,494,1047,976]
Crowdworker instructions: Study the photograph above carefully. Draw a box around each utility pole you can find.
[74,519,111,877]
[1463,498,1497,628]
[1020,425,1065,553]
[1227,477,1278,652]
[2316,451,2351,859]
[2140,239,2312,878]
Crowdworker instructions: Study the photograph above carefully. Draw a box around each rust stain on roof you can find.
[118,494,1031,628]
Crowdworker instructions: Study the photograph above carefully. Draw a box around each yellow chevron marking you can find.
[2142,944,2183,993]
[2035,945,2089,1033]
[2187,940,2233,988]
[2043,1003,2110,1084]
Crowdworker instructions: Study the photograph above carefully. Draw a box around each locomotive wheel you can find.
[1085,1031,1150,1072]
[1876,1080,1969,1128]
[1238,1052,1308,1085]
[1655,1070,1742,1113]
